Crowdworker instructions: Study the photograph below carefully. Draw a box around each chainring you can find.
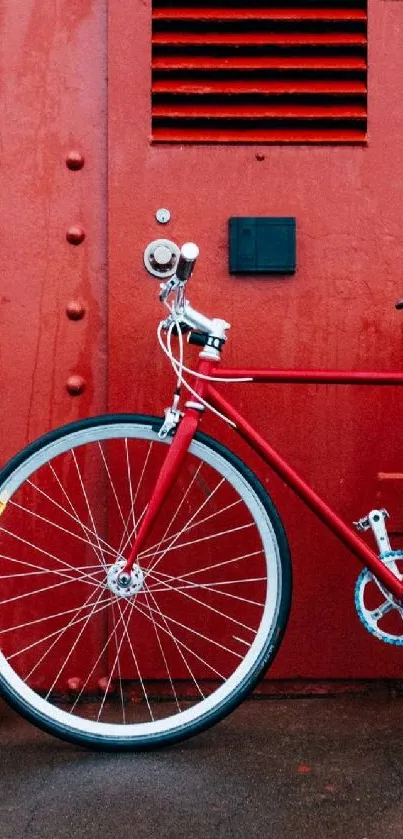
[355,551,403,645]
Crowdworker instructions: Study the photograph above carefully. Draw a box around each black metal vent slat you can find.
[152,1,367,144]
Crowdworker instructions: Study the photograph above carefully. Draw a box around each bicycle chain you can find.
[354,550,403,645]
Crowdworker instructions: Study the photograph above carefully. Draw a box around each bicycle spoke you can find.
[0,561,104,580]
[0,550,100,581]
[95,599,130,723]
[143,462,205,573]
[139,592,243,660]
[7,598,111,662]
[147,570,266,606]
[9,498,118,561]
[144,583,205,699]
[145,569,259,632]
[1,589,109,636]
[142,587,181,712]
[110,597,154,722]
[124,438,136,545]
[69,597,142,717]
[97,441,131,553]
[132,597,225,680]
[0,571,102,609]
[26,586,104,680]
[143,523,255,581]
[71,450,108,571]
[118,503,148,560]
[118,440,154,555]
[45,586,108,700]
[0,531,105,590]
[162,548,264,581]
[139,497,242,561]
[29,473,118,560]
[144,477,227,576]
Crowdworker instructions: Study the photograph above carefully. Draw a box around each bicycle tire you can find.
[0,414,291,750]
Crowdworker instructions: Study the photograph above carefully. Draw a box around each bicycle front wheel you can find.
[0,414,291,750]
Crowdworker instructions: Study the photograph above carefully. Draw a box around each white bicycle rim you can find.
[0,419,285,746]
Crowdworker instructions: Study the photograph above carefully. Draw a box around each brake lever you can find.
[159,276,180,303]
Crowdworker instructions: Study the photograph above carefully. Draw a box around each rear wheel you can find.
[0,414,291,750]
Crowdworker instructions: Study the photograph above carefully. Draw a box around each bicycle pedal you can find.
[353,508,389,532]
[354,508,392,556]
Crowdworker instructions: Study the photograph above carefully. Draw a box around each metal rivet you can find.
[66,375,86,395]
[67,677,82,691]
[66,300,85,320]
[66,151,85,171]
[156,208,171,224]
[66,226,85,245]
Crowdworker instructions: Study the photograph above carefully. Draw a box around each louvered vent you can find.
[152,1,367,143]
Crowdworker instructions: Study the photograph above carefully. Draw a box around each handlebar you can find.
[175,242,199,283]
[159,242,199,304]
[158,242,230,344]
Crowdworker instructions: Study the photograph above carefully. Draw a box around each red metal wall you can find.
[2,0,403,679]
[0,1,108,451]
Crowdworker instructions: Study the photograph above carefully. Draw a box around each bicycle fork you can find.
[117,373,213,587]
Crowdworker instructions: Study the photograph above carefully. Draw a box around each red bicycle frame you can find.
[124,357,403,603]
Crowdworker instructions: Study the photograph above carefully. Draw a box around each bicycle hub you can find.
[107,559,145,598]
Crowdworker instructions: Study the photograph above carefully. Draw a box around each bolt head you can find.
[66,375,86,396]
[156,208,171,224]
[66,151,85,171]
[66,300,85,320]
[66,226,85,245]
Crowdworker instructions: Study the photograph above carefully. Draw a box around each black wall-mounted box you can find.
[229,217,296,274]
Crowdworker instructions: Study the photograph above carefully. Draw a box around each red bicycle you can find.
[1,243,403,751]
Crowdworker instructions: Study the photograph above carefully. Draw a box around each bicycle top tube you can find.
[159,243,403,382]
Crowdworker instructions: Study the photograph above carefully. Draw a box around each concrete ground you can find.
[1,690,403,839]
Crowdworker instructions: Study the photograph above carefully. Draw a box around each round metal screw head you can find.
[156,208,171,224]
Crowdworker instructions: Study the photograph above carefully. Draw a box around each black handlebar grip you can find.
[175,242,200,283]
[188,330,208,347]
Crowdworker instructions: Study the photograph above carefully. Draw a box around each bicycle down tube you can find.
[125,360,403,603]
